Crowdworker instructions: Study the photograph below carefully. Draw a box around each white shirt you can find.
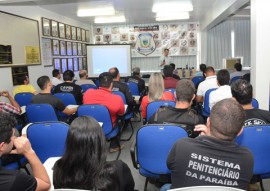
[209,85,232,110]
[159,55,172,67]
[51,77,63,86]
[197,75,219,97]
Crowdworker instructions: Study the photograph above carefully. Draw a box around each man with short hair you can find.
[164,99,253,190]
[53,70,83,105]
[230,63,245,79]
[75,70,95,86]
[209,69,232,109]
[148,80,203,137]
[51,69,62,86]
[13,75,38,96]
[163,65,179,89]
[126,67,145,95]
[0,90,21,115]
[231,79,270,126]
[169,63,180,80]
[196,66,218,103]
[31,76,77,116]
[159,48,172,67]
[0,112,50,191]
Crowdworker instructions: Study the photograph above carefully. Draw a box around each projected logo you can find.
[135,33,156,56]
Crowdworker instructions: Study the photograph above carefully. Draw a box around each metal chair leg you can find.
[121,120,134,141]
[144,177,149,191]
[260,178,265,191]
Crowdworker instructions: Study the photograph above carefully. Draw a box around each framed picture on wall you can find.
[82,44,86,55]
[52,39,60,55]
[60,40,66,55]
[73,57,78,71]
[51,20,59,37]
[77,43,82,55]
[72,42,77,55]
[82,57,87,70]
[66,41,72,56]
[65,24,71,40]
[59,23,65,38]
[61,58,67,72]
[77,27,81,41]
[81,29,86,42]
[42,17,51,36]
[68,58,73,71]
[71,26,76,40]
[78,57,83,70]
[53,58,61,72]
[86,30,90,42]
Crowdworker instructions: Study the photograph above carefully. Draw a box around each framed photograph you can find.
[67,58,73,71]
[77,43,82,55]
[59,23,65,38]
[82,57,87,70]
[61,58,67,72]
[73,57,79,71]
[51,39,60,55]
[86,30,90,42]
[66,41,72,56]
[65,24,71,40]
[53,58,61,71]
[82,44,86,55]
[51,20,59,37]
[81,29,86,42]
[60,41,66,55]
[42,17,51,36]
[78,57,83,70]
[71,26,77,40]
[72,42,77,55]
[77,27,81,41]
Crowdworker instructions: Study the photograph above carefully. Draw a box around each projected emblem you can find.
[135,33,156,56]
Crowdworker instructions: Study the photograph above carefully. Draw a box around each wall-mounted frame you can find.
[65,24,71,40]
[67,58,73,71]
[77,43,82,56]
[52,39,59,56]
[12,66,29,86]
[81,29,86,42]
[61,58,67,72]
[72,42,77,55]
[60,40,66,55]
[82,44,86,56]
[71,26,77,40]
[66,41,72,56]
[73,57,78,71]
[53,58,61,71]
[42,17,51,36]
[59,23,65,39]
[86,30,90,42]
[78,57,83,70]
[82,57,87,70]
[51,20,59,37]
[77,27,81,41]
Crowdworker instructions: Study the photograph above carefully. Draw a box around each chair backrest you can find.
[146,100,176,121]
[191,76,204,88]
[235,125,270,175]
[14,92,34,107]
[230,76,241,84]
[112,91,127,104]
[80,84,97,93]
[127,82,140,96]
[26,104,58,122]
[24,122,69,163]
[54,93,77,106]
[77,104,113,136]
[201,88,217,117]
[252,98,259,109]
[95,79,99,87]
[136,124,188,174]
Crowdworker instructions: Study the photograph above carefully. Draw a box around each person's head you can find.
[54,116,119,190]
[63,70,75,81]
[99,72,113,89]
[79,70,88,79]
[234,63,242,72]
[199,63,207,72]
[37,75,52,91]
[163,65,174,77]
[217,69,230,86]
[209,98,245,141]
[17,75,29,85]
[231,79,252,105]
[0,113,16,156]
[175,79,195,103]
[148,73,164,102]
[164,48,169,56]
[170,63,176,70]
[52,69,61,79]
[132,67,140,77]
[108,67,120,80]
[204,66,215,77]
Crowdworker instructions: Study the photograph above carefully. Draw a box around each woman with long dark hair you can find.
[53,116,135,191]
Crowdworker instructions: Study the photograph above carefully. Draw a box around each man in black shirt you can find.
[0,113,50,191]
[163,99,253,190]
[126,67,146,95]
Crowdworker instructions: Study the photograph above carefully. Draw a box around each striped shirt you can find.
[0,102,20,115]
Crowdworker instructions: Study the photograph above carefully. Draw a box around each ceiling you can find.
[0,0,250,25]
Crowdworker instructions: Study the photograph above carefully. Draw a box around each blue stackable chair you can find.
[230,76,242,84]
[130,124,188,191]
[201,88,217,118]
[14,92,34,107]
[77,104,121,159]
[127,82,140,96]
[26,104,58,123]
[54,93,77,121]
[146,100,176,121]
[252,98,259,109]
[192,76,204,88]
[23,122,69,163]
[95,79,99,87]
[235,125,270,191]
[80,84,97,93]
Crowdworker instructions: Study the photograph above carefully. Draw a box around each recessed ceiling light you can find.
[156,13,190,21]
[94,15,126,24]
[152,1,193,12]
[77,6,115,17]
[156,12,189,18]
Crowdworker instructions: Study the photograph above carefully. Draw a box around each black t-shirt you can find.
[126,76,146,94]
[54,82,83,105]
[244,109,270,127]
[167,136,254,190]
[31,93,66,112]
[112,81,135,107]
[0,168,37,191]
[148,106,204,137]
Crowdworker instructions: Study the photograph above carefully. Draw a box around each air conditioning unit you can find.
[223,57,243,71]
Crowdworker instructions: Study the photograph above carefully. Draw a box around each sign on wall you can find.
[93,23,198,57]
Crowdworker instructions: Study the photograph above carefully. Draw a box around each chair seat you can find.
[139,167,161,178]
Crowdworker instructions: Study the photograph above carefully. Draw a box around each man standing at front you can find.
[159,48,172,67]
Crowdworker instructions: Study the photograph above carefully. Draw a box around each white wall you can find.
[0,5,90,100]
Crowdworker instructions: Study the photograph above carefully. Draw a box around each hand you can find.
[194,124,210,136]
[1,90,10,98]
[10,136,34,155]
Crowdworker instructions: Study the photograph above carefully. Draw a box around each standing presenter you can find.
[159,48,172,67]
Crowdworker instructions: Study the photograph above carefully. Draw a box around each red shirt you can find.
[164,77,179,89]
[83,87,125,127]
[141,92,175,118]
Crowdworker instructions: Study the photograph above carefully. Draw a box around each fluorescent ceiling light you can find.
[156,15,189,21]
[152,1,193,12]
[156,11,189,18]
[77,6,115,17]
[95,15,126,23]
